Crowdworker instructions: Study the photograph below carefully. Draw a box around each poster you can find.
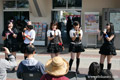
[32,22,47,41]
[110,12,120,33]
[84,12,99,33]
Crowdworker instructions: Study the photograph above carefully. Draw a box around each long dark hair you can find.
[5,20,13,30]
[106,22,114,33]
[50,21,58,30]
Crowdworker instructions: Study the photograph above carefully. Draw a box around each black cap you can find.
[27,25,33,29]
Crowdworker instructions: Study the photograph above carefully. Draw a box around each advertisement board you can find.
[32,22,48,46]
[84,12,99,33]
[110,12,120,33]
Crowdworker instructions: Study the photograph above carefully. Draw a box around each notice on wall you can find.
[32,22,47,41]
[32,22,48,46]
[110,12,120,33]
[84,12,99,33]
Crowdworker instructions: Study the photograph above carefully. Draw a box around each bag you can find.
[88,62,100,76]
[86,62,100,80]
[97,69,114,80]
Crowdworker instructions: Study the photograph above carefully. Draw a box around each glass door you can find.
[4,11,29,32]
[52,10,81,46]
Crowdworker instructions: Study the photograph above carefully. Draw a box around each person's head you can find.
[26,45,36,55]
[7,20,13,29]
[106,22,114,33]
[27,21,32,25]
[45,56,69,77]
[50,21,58,30]
[26,25,33,30]
[73,21,81,31]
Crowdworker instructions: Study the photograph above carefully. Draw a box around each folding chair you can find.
[22,73,42,80]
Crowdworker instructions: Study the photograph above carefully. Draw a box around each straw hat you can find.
[45,56,69,77]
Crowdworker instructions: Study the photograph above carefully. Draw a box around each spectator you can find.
[17,45,45,79]
[0,47,17,80]
[40,56,69,80]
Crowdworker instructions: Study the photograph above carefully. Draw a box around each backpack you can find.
[88,62,100,76]
[97,69,114,80]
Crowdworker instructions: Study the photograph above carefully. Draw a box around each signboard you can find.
[110,12,120,33]
[32,22,47,46]
[84,12,99,33]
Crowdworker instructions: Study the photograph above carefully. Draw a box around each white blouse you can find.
[69,29,83,38]
[47,29,61,37]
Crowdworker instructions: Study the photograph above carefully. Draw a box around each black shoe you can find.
[76,70,80,74]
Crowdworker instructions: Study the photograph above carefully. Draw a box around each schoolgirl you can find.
[98,22,116,71]
[47,22,64,58]
[69,21,85,74]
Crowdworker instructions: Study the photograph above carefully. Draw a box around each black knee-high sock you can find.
[100,63,104,71]
[69,59,73,70]
[76,58,80,71]
[24,56,27,60]
[107,63,111,70]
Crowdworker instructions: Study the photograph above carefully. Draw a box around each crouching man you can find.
[0,47,17,80]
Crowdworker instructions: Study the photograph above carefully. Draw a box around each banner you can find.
[84,12,99,33]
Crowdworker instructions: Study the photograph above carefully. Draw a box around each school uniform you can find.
[47,29,63,53]
[69,29,85,53]
[99,32,116,55]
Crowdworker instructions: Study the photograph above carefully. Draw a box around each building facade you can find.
[0,0,120,49]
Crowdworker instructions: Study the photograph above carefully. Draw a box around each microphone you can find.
[54,29,56,37]
[54,30,56,34]
[103,29,107,34]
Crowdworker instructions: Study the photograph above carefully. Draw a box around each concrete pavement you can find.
[0,47,120,80]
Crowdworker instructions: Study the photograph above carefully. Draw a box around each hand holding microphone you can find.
[103,29,109,38]
[53,29,56,38]
[103,29,107,34]
[6,33,10,39]
[76,28,81,36]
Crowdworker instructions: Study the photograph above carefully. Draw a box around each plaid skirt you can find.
[47,43,63,53]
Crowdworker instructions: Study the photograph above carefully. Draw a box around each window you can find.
[53,0,66,8]
[53,0,82,9]
[3,0,29,9]
[68,0,82,8]
[3,0,16,9]
[17,0,29,8]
